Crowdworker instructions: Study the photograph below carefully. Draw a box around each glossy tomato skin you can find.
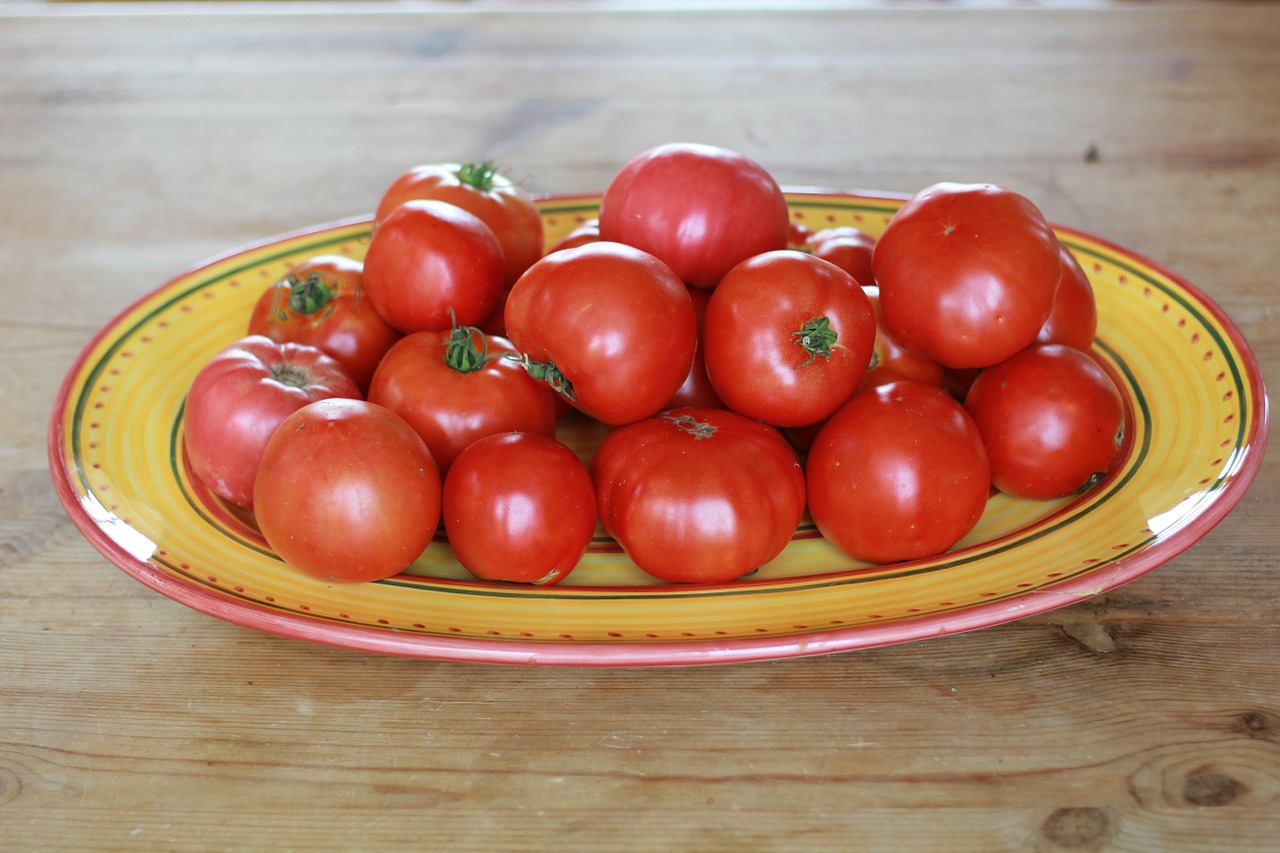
[503,241,697,426]
[598,143,790,289]
[363,199,505,334]
[254,399,441,583]
[807,382,991,565]
[547,218,601,254]
[590,408,806,583]
[1035,244,1098,351]
[857,286,946,394]
[807,226,877,287]
[183,335,362,509]
[374,162,544,286]
[443,432,596,585]
[704,250,876,427]
[247,254,401,393]
[664,285,724,411]
[367,326,558,476]
[872,182,1062,369]
[964,344,1124,500]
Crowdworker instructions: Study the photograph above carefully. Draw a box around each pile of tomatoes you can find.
[182,142,1125,587]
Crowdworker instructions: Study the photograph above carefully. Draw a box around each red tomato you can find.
[807,225,876,287]
[443,432,596,584]
[807,382,991,565]
[246,255,401,392]
[1035,244,1098,351]
[503,241,697,426]
[857,286,946,394]
[598,142,790,288]
[591,408,806,583]
[183,336,361,509]
[547,218,601,254]
[872,182,1062,368]
[787,220,815,249]
[374,161,544,286]
[964,343,1124,499]
[254,399,441,583]
[664,285,724,410]
[367,324,558,476]
[704,251,876,427]
[363,199,505,333]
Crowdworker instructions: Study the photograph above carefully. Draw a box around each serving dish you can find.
[49,190,1269,666]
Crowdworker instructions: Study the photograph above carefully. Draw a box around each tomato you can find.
[857,286,945,394]
[703,250,875,427]
[503,241,697,426]
[547,218,601,254]
[246,254,401,393]
[807,226,876,287]
[787,220,815,249]
[591,408,806,583]
[598,142,790,288]
[442,432,596,584]
[1035,244,1098,351]
[254,399,441,583]
[363,199,505,333]
[664,285,724,411]
[807,382,990,565]
[963,343,1124,500]
[367,323,558,476]
[182,336,361,509]
[374,161,544,286]
[872,182,1062,369]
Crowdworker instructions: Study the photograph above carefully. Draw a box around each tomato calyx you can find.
[792,316,838,368]
[443,322,496,374]
[268,359,316,389]
[663,412,717,439]
[456,161,500,192]
[515,355,576,401]
[283,272,339,318]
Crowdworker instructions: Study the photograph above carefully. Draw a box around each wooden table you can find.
[3,2,1277,850]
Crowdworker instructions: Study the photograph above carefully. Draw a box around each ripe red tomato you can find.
[963,343,1124,499]
[363,199,505,333]
[857,286,945,394]
[872,182,1062,369]
[254,399,441,583]
[374,161,544,286]
[443,432,596,584]
[807,382,991,565]
[547,218,601,254]
[183,336,361,509]
[1035,244,1098,351]
[246,255,401,392]
[598,142,790,288]
[703,251,876,427]
[503,241,697,426]
[807,225,877,287]
[591,408,806,583]
[367,324,558,476]
[664,285,724,411]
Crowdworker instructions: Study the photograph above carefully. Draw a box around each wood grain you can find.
[2,4,1278,851]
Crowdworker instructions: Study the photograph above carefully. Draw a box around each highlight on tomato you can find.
[806,381,991,565]
[183,335,362,510]
[598,142,790,289]
[872,182,1063,369]
[254,399,442,583]
[367,322,558,476]
[806,225,877,287]
[590,407,806,583]
[247,254,401,393]
[443,432,596,585]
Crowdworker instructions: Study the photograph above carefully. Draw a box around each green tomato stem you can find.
[457,161,499,192]
[516,355,576,402]
[792,316,838,368]
[286,272,337,317]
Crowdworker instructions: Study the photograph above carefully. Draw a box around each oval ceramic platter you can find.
[49,190,1269,666]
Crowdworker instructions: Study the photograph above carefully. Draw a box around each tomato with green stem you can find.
[247,255,400,393]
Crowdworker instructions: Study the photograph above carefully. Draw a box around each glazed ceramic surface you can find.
[49,191,1270,665]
